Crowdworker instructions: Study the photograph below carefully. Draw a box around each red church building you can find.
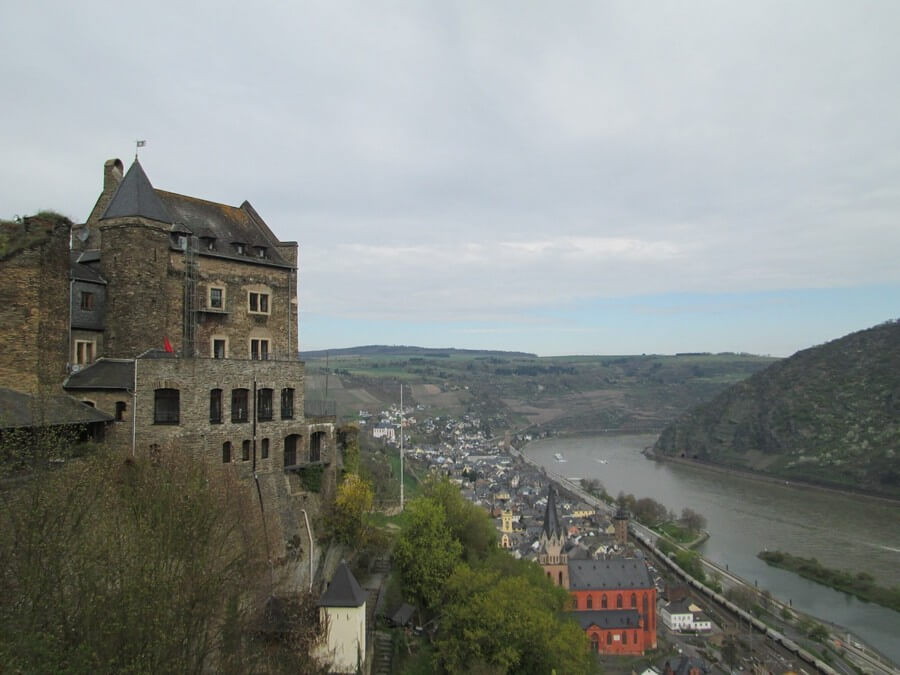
[538,487,657,655]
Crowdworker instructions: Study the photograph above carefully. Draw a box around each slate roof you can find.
[0,388,113,429]
[542,485,564,540]
[572,609,641,630]
[101,159,172,224]
[99,159,292,268]
[319,562,366,608]
[568,558,654,591]
[64,359,134,390]
[70,251,106,284]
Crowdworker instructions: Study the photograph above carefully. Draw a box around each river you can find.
[524,433,900,664]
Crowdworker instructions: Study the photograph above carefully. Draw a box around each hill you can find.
[653,320,900,497]
[302,348,776,437]
[300,345,536,359]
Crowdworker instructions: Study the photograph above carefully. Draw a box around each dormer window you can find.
[201,236,216,251]
[255,246,267,259]
[171,234,188,250]
[233,242,246,255]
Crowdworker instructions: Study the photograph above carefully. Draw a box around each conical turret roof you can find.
[101,159,172,223]
[319,561,366,608]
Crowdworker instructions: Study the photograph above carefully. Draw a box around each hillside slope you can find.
[654,321,900,497]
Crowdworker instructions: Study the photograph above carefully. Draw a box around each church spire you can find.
[542,484,564,541]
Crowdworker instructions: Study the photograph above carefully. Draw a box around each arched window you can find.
[586,595,593,609]
[558,571,563,586]
[601,595,608,609]
[591,634,599,652]
[222,441,232,463]
[643,595,649,618]
[154,388,179,424]
[616,593,623,608]
[310,431,325,462]
[633,631,638,644]
[606,633,611,645]
[622,631,627,645]
[284,434,300,467]
[115,401,127,421]
[631,592,637,608]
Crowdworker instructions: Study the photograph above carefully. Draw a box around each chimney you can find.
[104,158,124,194]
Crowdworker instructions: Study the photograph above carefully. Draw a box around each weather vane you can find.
[135,139,146,160]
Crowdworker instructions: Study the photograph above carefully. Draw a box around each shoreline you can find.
[643,448,900,506]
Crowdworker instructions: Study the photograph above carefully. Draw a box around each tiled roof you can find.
[568,558,654,590]
[572,609,641,630]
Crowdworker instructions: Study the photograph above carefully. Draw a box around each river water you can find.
[524,434,900,664]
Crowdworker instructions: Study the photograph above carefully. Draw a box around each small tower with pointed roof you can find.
[538,485,570,588]
[614,505,630,548]
[317,561,367,674]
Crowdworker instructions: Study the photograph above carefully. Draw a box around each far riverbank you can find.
[644,447,900,505]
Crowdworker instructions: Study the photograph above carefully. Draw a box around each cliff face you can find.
[654,320,900,497]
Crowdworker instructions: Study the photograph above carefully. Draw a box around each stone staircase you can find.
[372,631,393,675]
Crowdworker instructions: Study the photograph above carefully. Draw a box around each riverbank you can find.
[758,551,900,613]
[643,448,900,505]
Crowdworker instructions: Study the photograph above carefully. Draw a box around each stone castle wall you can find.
[0,217,70,393]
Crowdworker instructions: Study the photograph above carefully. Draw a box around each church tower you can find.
[614,505,630,548]
[538,486,569,588]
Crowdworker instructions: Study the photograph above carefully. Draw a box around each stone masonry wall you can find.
[132,355,335,566]
[99,221,172,358]
[0,217,70,394]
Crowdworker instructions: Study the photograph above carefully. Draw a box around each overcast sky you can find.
[3,1,898,356]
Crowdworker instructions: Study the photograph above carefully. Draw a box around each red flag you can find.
[164,336,173,353]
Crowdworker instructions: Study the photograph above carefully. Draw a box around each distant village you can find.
[362,401,721,666]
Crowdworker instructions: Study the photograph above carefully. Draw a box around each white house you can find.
[373,423,395,442]
[661,600,712,632]
[317,562,367,673]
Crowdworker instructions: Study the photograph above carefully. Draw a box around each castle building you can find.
[3,158,336,571]
[538,486,657,655]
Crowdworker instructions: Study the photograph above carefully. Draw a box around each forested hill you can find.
[654,320,900,498]
[300,345,537,359]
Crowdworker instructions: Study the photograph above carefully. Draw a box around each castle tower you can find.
[96,160,178,358]
[538,486,569,588]
[614,505,629,547]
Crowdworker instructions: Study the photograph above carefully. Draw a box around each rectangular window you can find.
[261,438,270,459]
[210,388,223,424]
[250,338,270,360]
[248,291,270,314]
[231,388,249,423]
[213,338,227,359]
[154,388,180,425]
[75,340,95,365]
[209,287,224,309]
[281,388,294,419]
[80,291,94,310]
[257,388,273,421]
[242,440,251,461]
[115,401,127,421]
